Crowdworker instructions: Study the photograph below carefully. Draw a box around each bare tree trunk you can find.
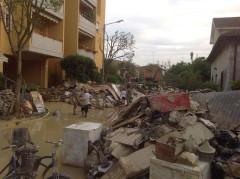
[15,49,22,114]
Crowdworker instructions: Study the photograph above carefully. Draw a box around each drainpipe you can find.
[233,44,237,81]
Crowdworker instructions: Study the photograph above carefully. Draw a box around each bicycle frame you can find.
[37,140,70,179]
[0,152,19,179]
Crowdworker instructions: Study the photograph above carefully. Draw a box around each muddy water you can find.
[0,102,119,179]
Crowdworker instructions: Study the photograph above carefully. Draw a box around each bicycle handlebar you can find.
[1,144,39,154]
[46,140,63,146]
[1,145,15,150]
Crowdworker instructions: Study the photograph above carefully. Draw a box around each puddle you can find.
[0,102,118,179]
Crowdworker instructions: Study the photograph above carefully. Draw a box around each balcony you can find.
[24,32,63,58]
[82,0,97,8]
[44,5,64,20]
[79,14,96,37]
[78,49,95,59]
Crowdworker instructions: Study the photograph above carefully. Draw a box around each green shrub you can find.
[26,83,38,91]
[107,75,122,84]
[95,72,102,84]
[0,73,7,90]
[60,54,97,83]
[231,80,240,90]
[200,81,219,91]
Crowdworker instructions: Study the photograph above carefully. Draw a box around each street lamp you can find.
[102,19,124,83]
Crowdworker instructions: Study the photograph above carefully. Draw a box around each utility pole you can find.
[102,20,124,83]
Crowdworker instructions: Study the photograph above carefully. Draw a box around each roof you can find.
[213,17,240,29]
[207,30,240,62]
[191,91,240,130]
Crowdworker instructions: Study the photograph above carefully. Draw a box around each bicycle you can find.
[0,144,39,179]
[37,140,70,179]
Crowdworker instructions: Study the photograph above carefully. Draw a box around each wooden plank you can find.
[103,85,119,101]
[106,127,142,147]
[112,113,145,129]
[112,84,121,98]
[119,144,155,178]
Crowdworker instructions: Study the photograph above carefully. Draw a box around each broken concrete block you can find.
[156,135,186,162]
[179,113,198,128]
[111,143,135,159]
[180,122,214,145]
[120,144,155,178]
[150,157,211,179]
[222,161,240,178]
[177,152,198,166]
[168,111,182,123]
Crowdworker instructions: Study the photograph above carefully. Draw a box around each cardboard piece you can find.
[30,91,45,113]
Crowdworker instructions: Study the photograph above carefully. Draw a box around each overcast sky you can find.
[105,0,240,66]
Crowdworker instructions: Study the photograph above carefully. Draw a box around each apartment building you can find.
[64,0,105,72]
[0,0,105,88]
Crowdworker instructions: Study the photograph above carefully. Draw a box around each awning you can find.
[32,9,59,23]
[0,52,8,62]
[39,11,59,23]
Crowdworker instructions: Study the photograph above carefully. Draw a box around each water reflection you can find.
[0,102,118,179]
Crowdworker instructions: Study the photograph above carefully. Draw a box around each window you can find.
[5,6,12,30]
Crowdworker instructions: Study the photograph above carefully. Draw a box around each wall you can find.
[211,46,231,90]
[94,0,105,70]
[64,0,79,57]
[48,58,64,87]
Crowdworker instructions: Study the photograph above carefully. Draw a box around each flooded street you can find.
[0,102,118,179]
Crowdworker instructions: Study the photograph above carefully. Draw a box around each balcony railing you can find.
[82,0,97,8]
[79,14,96,37]
[88,0,97,7]
[78,49,95,59]
[24,31,63,58]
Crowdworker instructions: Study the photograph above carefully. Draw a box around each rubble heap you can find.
[84,92,240,179]
[40,82,124,109]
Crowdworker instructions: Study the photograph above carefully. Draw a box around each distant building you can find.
[207,17,240,90]
[137,64,163,83]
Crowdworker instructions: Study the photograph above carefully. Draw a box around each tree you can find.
[118,59,137,82]
[99,31,136,80]
[0,0,63,112]
[60,55,99,83]
[163,57,213,91]
[191,57,211,82]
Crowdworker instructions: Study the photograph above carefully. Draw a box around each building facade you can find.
[0,0,105,88]
[64,0,105,71]
[207,17,240,91]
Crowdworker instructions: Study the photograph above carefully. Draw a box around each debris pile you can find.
[82,92,240,179]
[40,82,125,109]
[0,90,16,116]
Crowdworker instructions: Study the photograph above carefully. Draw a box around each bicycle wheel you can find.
[46,172,70,179]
